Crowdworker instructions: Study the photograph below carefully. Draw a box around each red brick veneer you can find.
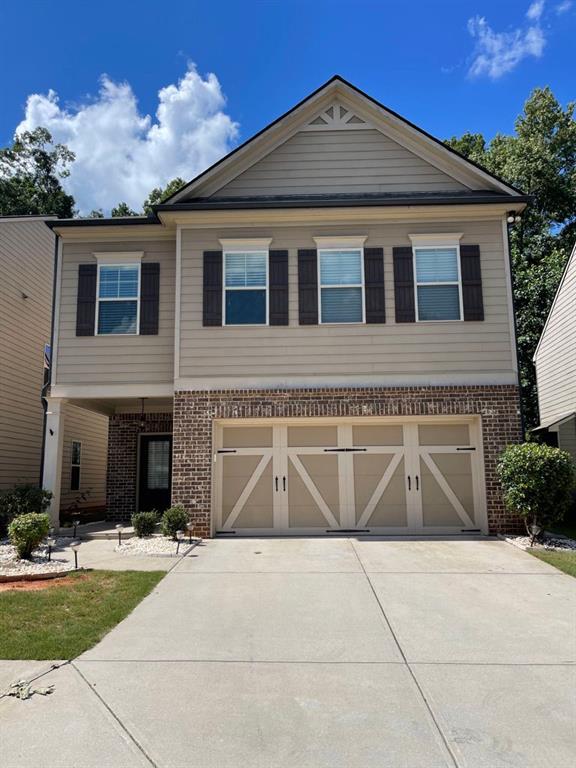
[106,412,173,522]
[172,386,523,537]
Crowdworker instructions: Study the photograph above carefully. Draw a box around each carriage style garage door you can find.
[213,418,487,535]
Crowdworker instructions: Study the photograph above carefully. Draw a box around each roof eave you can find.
[154,194,531,213]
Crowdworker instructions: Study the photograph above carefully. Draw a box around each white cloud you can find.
[555,0,572,13]
[526,0,545,20]
[16,65,239,214]
[467,2,546,79]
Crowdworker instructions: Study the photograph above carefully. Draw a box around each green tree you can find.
[0,127,75,217]
[446,88,576,428]
[111,201,138,217]
[142,177,186,214]
[87,208,104,218]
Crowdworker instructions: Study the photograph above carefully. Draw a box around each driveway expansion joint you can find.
[72,661,158,768]
[347,538,461,768]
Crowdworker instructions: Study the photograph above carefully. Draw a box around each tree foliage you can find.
[111,201,138,217]
[446,88,576,428]
[0,128,75,217]
[142,177,186,214]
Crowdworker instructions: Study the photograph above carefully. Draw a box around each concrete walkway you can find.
[1,537,575,767]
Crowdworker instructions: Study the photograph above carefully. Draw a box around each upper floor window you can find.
[413,244,462,322]
[97,264,140,334]
[318,248,365,324]
[224,250,268,325]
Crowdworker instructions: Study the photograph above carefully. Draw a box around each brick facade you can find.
[106,412,173,522]
[172,385,523,537]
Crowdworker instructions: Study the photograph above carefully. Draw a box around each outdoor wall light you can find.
[70,540,81,570]
[507,211,522,224]
[115,524,124,546]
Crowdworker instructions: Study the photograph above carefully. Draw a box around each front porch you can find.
[43,396,174,528]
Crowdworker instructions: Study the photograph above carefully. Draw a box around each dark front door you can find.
[138,435,172,513]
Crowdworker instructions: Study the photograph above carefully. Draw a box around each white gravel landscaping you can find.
[503,534,576,552]
[114,535,198,558]
[0,540,72,579]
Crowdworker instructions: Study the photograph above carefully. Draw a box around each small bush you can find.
[132,510,159,537]
[0,485,52,537]
[161,505,188,540]
[497,443,576,539]
[8,513,51,560]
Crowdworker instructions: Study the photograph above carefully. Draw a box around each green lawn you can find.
[528,549,576,577]
[0,570,164,660]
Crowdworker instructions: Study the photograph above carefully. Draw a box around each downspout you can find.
[39,231,60,486]
[504,218,525,439]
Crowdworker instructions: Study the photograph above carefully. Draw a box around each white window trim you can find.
[71,440,82,491]
[95,262,141,336]
[222,248,270,327]
[317,246,366,325]
[411,242,464,323]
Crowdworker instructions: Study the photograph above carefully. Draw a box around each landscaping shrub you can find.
[497,443,576,540]
[161,505,188,540]
[0,485,52,537]
[8,512,51,559]
[132,510,159,537]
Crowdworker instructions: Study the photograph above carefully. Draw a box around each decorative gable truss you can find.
[306,102,372,130]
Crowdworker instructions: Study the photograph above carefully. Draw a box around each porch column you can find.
[42,397,65,527]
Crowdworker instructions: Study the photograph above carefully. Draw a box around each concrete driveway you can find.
[1,537,575,767]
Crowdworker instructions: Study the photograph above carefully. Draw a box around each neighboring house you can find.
[534,242,576,462]
[0,216,108,517]
[43,76,528,535]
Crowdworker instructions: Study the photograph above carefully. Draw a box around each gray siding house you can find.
[0,216,108,515]
[43,76,528,535]
[534,242,576,461]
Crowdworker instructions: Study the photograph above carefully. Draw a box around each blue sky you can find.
[0,0,573,212]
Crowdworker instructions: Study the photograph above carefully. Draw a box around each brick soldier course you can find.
[167,385,523,538]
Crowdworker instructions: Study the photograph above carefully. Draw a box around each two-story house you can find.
[43,76,528,536]
[0,216,108,518]
[534,242,576,461]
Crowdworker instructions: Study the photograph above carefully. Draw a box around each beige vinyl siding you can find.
[179,219,515,383]
[0,220,53,489]
[55,239,175,385]
[211,130,469,198]
[60,404,108,510]
[534,248,576,425]
[558,418,576,464]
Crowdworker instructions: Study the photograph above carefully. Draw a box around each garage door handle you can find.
[283,476,286,492]
[415,475,419,491]
[275,476,279,492]
[407,475,411,491]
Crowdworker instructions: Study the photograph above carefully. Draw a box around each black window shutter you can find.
[76,263,97,336]
[298,249,318,325]
[140,262,160,335]
[460,245,484,321]
[269,250,289,326]
[203,251,223,326]
[393,247,416,323]
[364,247,385,324]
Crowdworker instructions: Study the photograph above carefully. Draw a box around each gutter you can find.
[154,194,532,213]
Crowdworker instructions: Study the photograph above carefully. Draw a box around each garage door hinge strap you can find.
[456,447,476,451]
[217,449,237,454]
